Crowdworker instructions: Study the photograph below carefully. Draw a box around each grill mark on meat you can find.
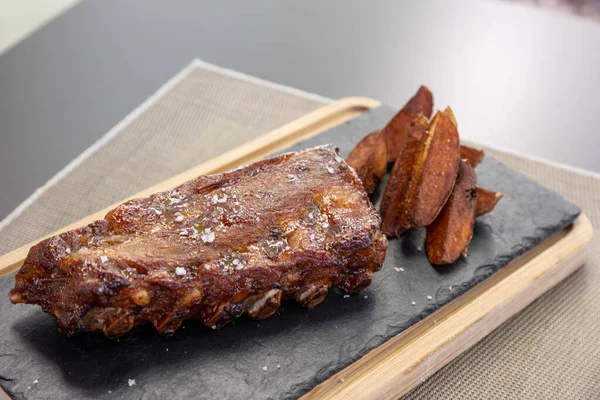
[10,146,387,337]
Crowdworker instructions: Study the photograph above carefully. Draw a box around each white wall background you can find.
[0,0,81,54]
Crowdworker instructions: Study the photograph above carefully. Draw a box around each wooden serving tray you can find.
[0,98,592,400]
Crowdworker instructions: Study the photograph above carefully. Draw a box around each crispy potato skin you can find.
[475,186,503,217]
[346,130,377,192]
[380,110,460,237]
[377,87,502,264]
[371,131,388,192]
[460,146,485,167]
[380,115,429,236]
[426,160,477,265]
[381,86,433,163]
[346,129,387,194]
[442,108,485,168]
[411,110,461,227]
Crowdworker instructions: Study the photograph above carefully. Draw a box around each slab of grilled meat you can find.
[10,146,387,337]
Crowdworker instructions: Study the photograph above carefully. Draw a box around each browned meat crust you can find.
[10,146,387,337]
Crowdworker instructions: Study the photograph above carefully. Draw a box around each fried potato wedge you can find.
[380,109,460,236]
[475,186,503,217]
[346,129,387,194]
[412,108,461,227]
[460,145,485,167]
[426,160,478,265]
[380,115,429,236]
[440,107,485,168]
[381,85,434,163]
[443,106,458,127]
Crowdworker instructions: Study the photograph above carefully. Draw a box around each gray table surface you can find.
[1,0,599,221]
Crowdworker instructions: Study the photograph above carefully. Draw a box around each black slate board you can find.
[0,106,580,400]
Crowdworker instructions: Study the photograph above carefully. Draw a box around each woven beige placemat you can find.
[1,59,598,399]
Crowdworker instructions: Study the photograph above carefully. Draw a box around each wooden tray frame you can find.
[0,97,592,400]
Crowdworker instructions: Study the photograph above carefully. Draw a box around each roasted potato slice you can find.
[441,107,485,168]
[443,106,458,128]
[381,85,434,163]
[346,129,387,194]
[380,115,429,236]
[475,186,503,217]
[426,160,478,265]
[370,131,388,192]
[460,145,485,167]
[380,109,460,236]
[411,108,461,226]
